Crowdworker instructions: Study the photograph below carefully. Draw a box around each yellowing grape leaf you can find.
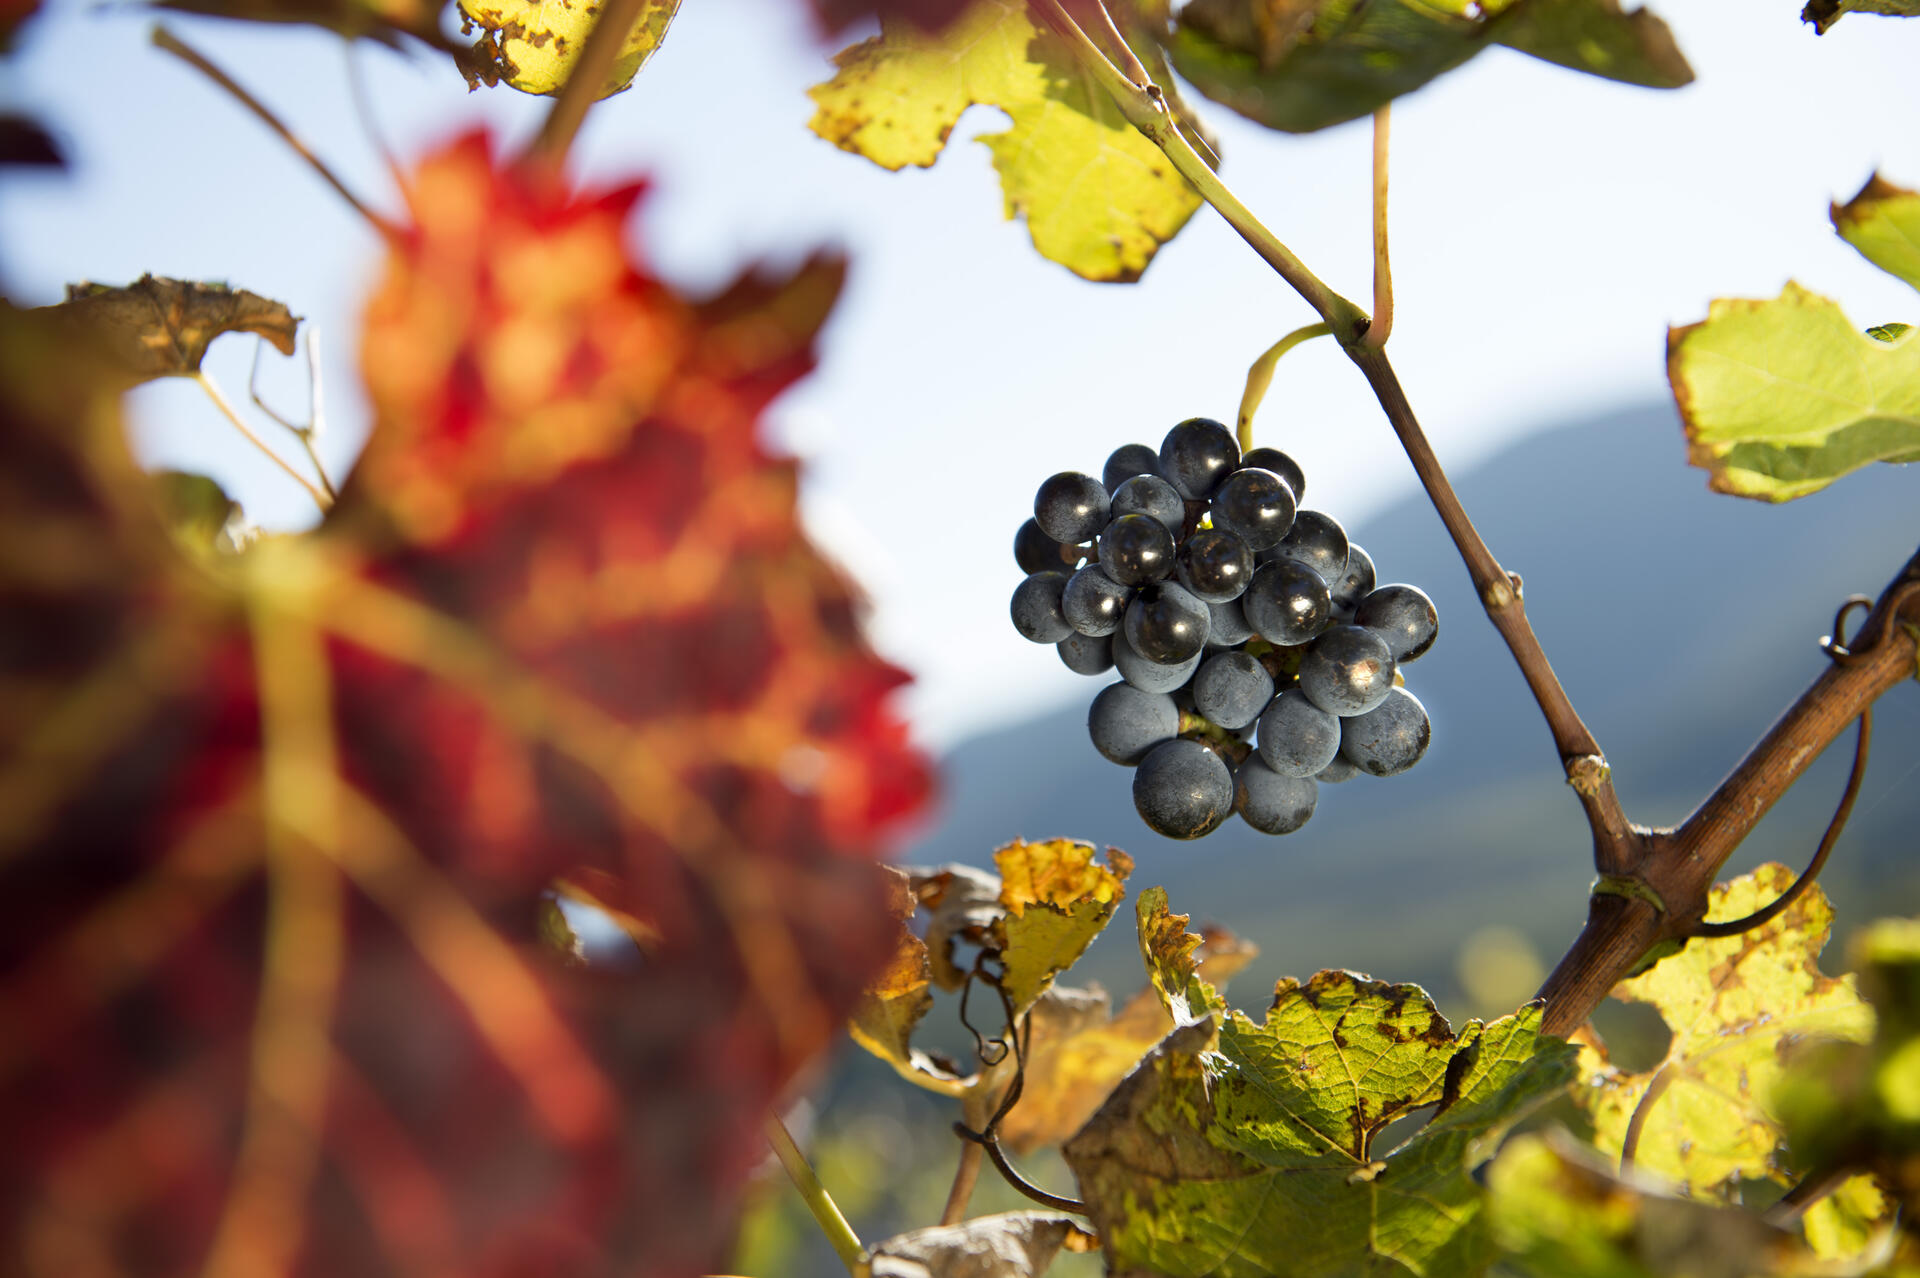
[1136,884,1228,1025]
[457,0,679,97]
[1064,968,1576,1278]
[1833,173,1920,295]
[807,0,1201,282]
[851,867,970,1094]
[1668,282,1920,501]
[862,1209,1096,1278]
[39,275,299,385]
[1803,0,1920,33]
[1169,0,1687,135]
[0,132,931,1277]
[1573,865,1872,1197]
[994,839,1129,1016]
[1802,1174,1894,1262]
[1487,1132,1818,1278]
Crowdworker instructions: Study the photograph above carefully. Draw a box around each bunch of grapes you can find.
[1010,417,1438,840]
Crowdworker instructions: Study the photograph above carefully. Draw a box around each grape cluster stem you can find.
[1041,0,1920,1039]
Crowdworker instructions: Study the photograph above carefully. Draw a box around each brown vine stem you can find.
[522,0,650,176]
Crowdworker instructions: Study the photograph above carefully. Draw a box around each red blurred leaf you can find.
[0,133,931,1278]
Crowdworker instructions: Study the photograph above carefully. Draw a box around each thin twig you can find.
[1362,105,1393,349]
[194,373,333,512]
[250,333,338,502]
[523,0,650,175]
[764,1114,863,1275]
[1237,321,1332,451]
[1764,1165,1855,1227]
[151,27,394,237]
[1617,1065,1675,1171]
[940,1141,985,1226]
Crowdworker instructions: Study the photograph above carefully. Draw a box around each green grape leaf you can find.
[1063,973,1576,1277]
[1668,282,1920,501]
[808,0,1201,281]
[863,1210,1097,1278]
[39,275,299,385]
[1869,323,1914,342]
[1573,865,1873,1197]
[1487,1132,1816,1278]
[457,0,679,97]
[1494,0,1693,90]
[1833,173,1920,294]
[1803,0,1920,34]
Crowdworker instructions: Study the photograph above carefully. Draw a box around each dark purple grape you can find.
[1011,571,1072,643]
[1058,630,1115,676]
[1240,447,1306,504]
[1299,625,1395,717]
[1098,513,1176,586]
[1114,627,1201,693]
[1210,467,1296,552]
[1341,687,1430,777]
[1192,651,1274,732]
[1089,681,1179,764]
[1015,517,1074,575]
[1328,544,1375,622]
[1111,474,1186,533]
[1134,739,1234,839]
[1206,597,1254,648]
[1356,583,1438,662]
[1034,471,1110,544]
[1062,564,1132,637]
[1256,687,1341,778]
[1266,510,1349,585]
[1103,443,1162,493]
[1159,417,1240,500]
[1235,756,1318,835]
[1175,527,1254,603]
[1241,559,1331,646]
[1124,580,1210,665]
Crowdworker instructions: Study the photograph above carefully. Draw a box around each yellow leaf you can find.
[993,839,1130,1016]
[458,0,680,98]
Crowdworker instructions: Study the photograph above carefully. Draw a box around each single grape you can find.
[1239,446,1306,504]
[1098,513,1176,586]
[1124,580,1210,665]
[1114,626,1203,693]
[1011,571,1072,643]
[1241,559,1331,646]
[1133,738,1234,839]
[1088,681,1180,764]
[1103,442,1163,493]
[1210,467,1297,551]
[1255,687,1340,778]
[1062,564,1132,637]
[1159,417,1240,500]
[1328,543,1376,622]
[1298,625,1396,717]
[1266,510,1350,586]
[1316,755,1361,784]
[1355,583,1439,662]
[1341,687,1431,777]
[1175,527,1254,603]
[1192,651,1275,732]
[1205,597,1255,648]
[1058,630,1116,676]
[1110,473,1186,533]
[1235,756,1318,835]
[1014,517,1074,576]
[1034,471,1110,544]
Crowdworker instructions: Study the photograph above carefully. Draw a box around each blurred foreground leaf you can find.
[151,0,451,46]
[1495,0,1692,89]
[1573,865,1872,1197]
[1833,173,1920,294]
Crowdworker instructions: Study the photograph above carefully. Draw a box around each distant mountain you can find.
[904,403,1920,1007]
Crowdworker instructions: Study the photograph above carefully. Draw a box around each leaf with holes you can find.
[0,132,930,1278]
[1063,964,1576,1277]
[1572,865,1872,1198]
[807,0,1202,281]
[457,0,680,96]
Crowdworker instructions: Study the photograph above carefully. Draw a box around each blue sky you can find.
[3,0,1917,744]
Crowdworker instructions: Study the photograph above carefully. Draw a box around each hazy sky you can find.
[3,0,1917,745]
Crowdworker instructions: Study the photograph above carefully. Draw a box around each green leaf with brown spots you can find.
[1833,173,1920,295]
[1573,864,1873,1198]
[457,0,679,97]
[1667,282,1920,501]
[807,0,1202,281]
[1063,972,1576,1277]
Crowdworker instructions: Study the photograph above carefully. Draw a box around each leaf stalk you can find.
[765,1113,864,1275]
